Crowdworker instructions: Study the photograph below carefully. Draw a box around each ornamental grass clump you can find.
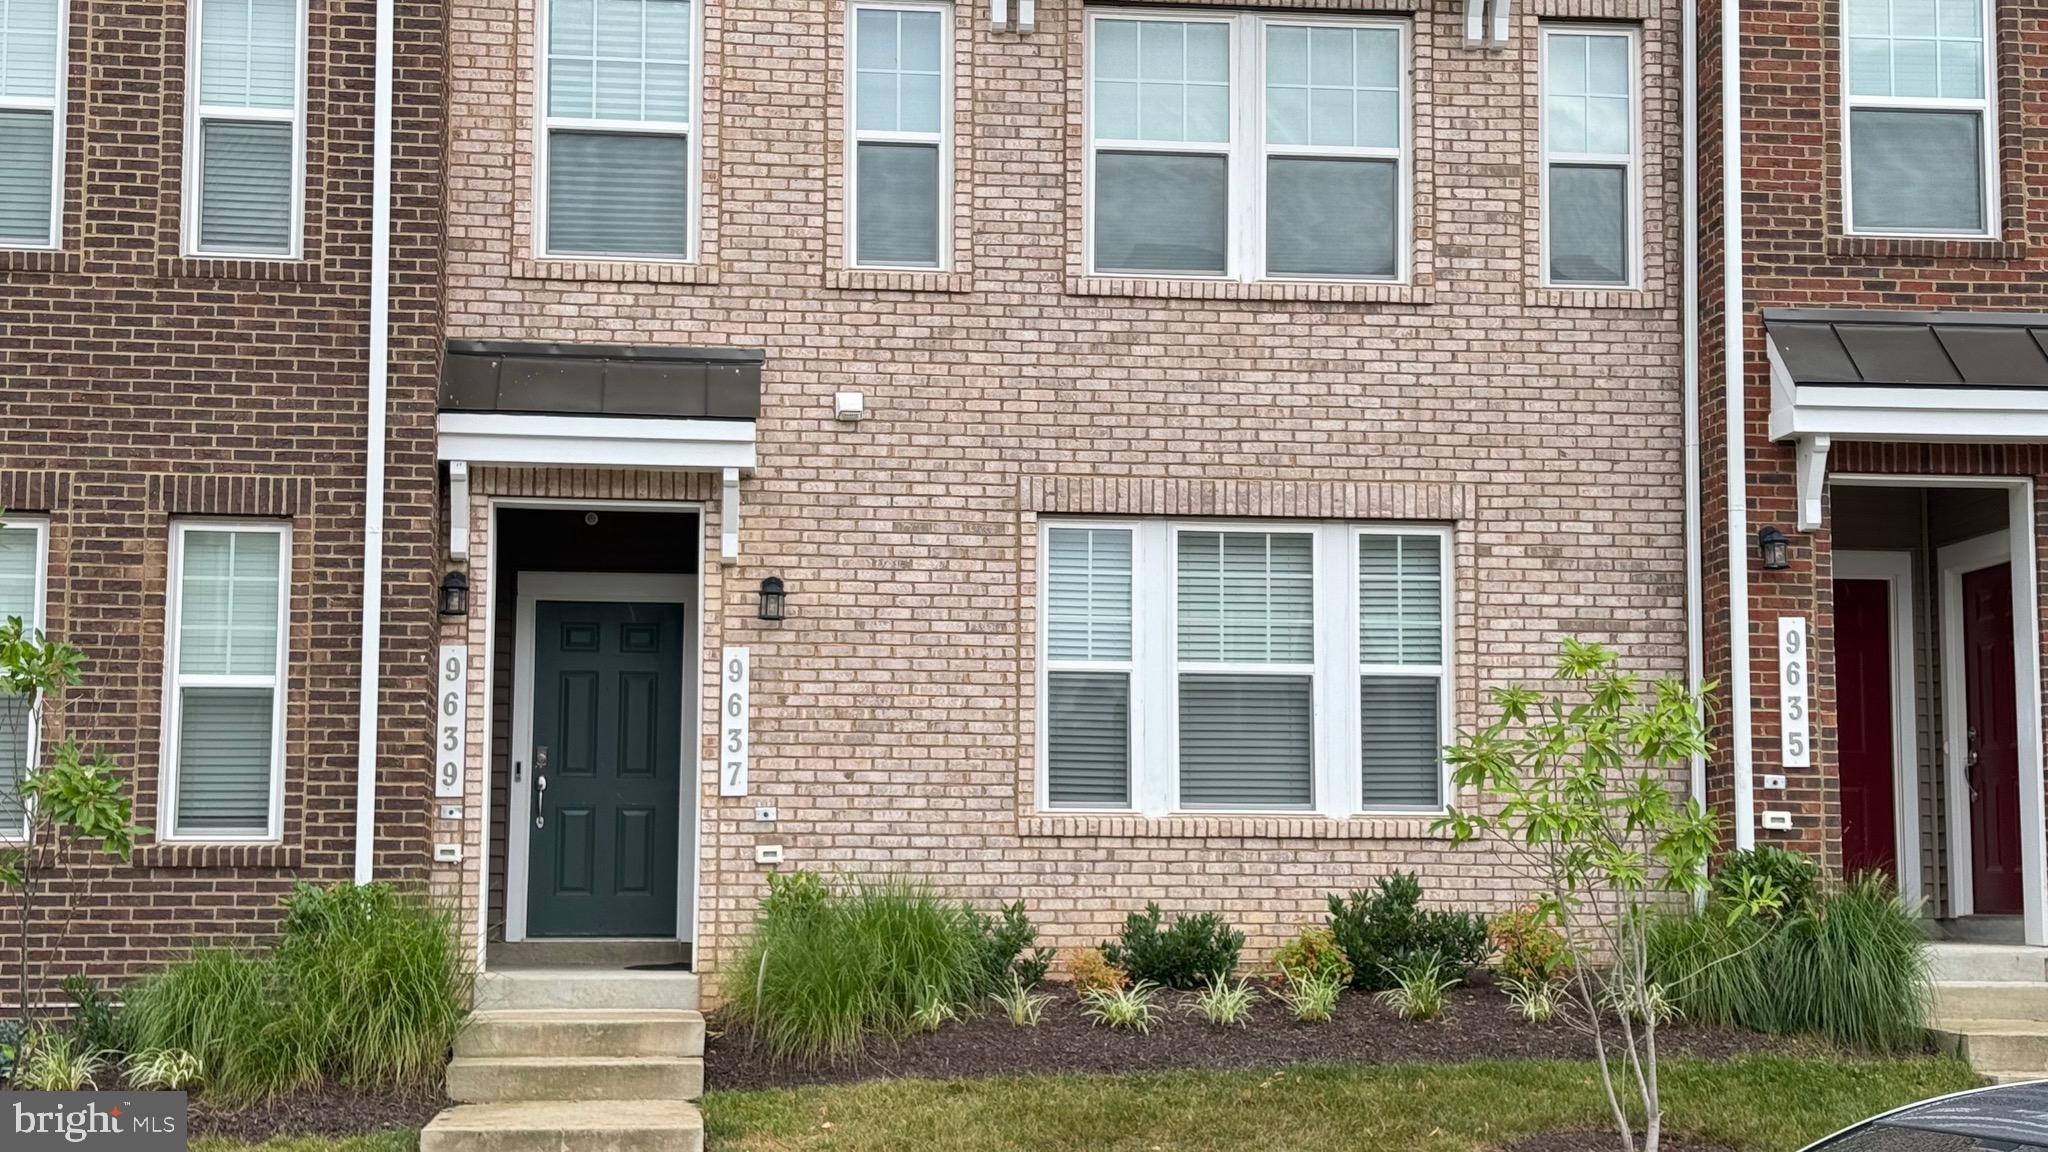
[1272,969,1342,1023]
[1188,975,1257,1028]
[1081,983,1160,1033]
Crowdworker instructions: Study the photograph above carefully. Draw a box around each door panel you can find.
[1836,578,1898,881]
[1963,563,2022,915]
[528,599,685,938]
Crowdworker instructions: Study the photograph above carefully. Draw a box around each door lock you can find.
[533,745,550,830]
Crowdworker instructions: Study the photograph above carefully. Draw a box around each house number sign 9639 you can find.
[1778,617,1810,769]
[436,644,467,799]
[720,646,751,797]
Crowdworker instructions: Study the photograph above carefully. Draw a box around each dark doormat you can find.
[627,961,693,971]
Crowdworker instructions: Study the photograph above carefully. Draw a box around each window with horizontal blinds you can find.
[166,525,285,840]
[0,524,41,836]
[1045,526,1132,807]
[543,0,695,258]
[850,4,946,268]
[1176,530,1314,810]
[188,0,301,256]
[0,0,62,247]
[1844,0,1993,234]
[1359,532,1445,808]
[1178,675,1313,808]
[1090,16,1231,275]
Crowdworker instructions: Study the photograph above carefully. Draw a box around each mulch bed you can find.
[705,977,1809,1092]
[1499,1132,1735,1152]
[184,1084,448,1143]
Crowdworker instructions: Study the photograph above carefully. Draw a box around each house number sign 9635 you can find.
[720,646,751,797]
[436,644,467,799]
[1778,617,1810,769]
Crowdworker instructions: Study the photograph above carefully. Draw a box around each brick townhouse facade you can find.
[0,0,446,1002]
[1698,0,2048,946]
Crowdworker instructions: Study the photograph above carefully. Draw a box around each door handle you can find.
[533,745,549,830]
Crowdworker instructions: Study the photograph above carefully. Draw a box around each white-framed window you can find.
[160,521,288,842]
[538,0,699,261]
[1039,519,1452,817]
[0,516,49,842]
[1084,8,1409,282]
[0,0,64,250]
[184,0,307,258]
[848,0,949,269]
[1843,0,1997,236]
[1540,24,1639,287]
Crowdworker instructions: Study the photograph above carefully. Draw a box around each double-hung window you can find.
[1844,0,1996,235]
[0,0,63,249]
[541,0,697,260]
[848,1,949,269]
[1086,10,1407,281]
[186,0,305,258]
[1041,520,1451,816]
[162,523,288,842]
[0,518,47,840]
[1541,25,1638,286]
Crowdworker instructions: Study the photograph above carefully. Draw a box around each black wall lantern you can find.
[439,569,471,617]
[758,576,787,622]
[1757,527,1790,572]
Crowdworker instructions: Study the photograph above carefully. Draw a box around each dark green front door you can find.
[528,599,684,938]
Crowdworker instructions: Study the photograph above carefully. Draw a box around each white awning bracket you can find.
[1795,433,1830,533]
[722,467,741,565]
[447,460,470,561]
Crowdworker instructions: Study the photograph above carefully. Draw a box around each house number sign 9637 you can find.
[1778,617,1810,769]
[720,646,751,797]
[436,644,467,799]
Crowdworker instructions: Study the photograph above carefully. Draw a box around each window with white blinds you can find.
[0,519,46,840]
[163,523,288,841]
[849,2,948,269]
[0,0,63,249]
[1541,26,1638,286]
[1087,10,1408,282]
[1843,0,1996,235]
[541,0,696,259]
[186,0,303,257]
[1039,519,1452,816]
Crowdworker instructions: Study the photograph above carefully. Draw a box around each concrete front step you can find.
[456,1009,705,1059]
[445,1054,704,1104]
[1982,1070,2048,1086]
[421,1099,703,1152]
[475,967,700,1012]
[1930,1019,2048,1072]
[489,939,691,968]
[1935,982,2048,1023]
[1930,943,2048,983]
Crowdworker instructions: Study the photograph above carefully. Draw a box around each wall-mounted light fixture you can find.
[439,569,470,617]
[1757,527,1790,572]
[758,576,787,622]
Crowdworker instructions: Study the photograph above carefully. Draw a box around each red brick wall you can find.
[0,0,446,1004]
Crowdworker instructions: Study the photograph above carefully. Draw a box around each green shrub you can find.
[61,973,124,1054]
[1488,908,1571,985]
[1327,873,1489,991]
[1715,846,1821,917]
[966,900,1055,989]
[1066,947,1127,994]
[1100,904,1244,990]
[0,1019,20,1082]
[1271,926,1352,987]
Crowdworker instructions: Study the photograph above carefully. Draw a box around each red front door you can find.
[1963,562,2022,915]
[1836,578,1898,881]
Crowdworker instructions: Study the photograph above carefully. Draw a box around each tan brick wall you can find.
[442,0,1692,983]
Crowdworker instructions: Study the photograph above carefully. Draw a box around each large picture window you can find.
[1040,519,1451,816]
[185,0,305,257]
[0,517,47,840]
[848,1,949,269]
[1541,25,1638,286]
[540,0,697,259]
[0,0,63,249]
[161,522,288,841]
[1843,0,1996,235]
[1086,10,1407,281]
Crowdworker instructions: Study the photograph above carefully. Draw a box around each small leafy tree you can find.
[1435,638,1762,1152]
[0,607,141,1033]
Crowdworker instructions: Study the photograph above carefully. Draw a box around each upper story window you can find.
[161,522,289,842]
[1844,0,1995,236]
[0,0,64,249]
[848,2,949,269]
[0,517,47,841]
[1085,10,1408,282]
[186,0,306,258]
[1040,520,1451,817]
[1541,25,1638,287]
[540,0,697,261]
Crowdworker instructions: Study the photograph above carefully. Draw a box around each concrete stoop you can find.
[423,969,705,1152]
[1929,943,2048,1086]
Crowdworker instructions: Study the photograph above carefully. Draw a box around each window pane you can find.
[0,0,61,99]
[1266,25,1400,150]
[1048,671,1130,807]
[1093,151,1226,274]
[0,110,54,245]
[0,694,26,835]
[548,0,692,122]
[546,129,689,257]
[174,686,275,836]
[1850,109,1983,233]
[199,0,299,110]
[855,7,943,135]
[0,526,38,836]
[855,141,940,266]
[1548,163,1628,284]
[1179,675,1312,808]
[197,120,294,254]
[1266,157,1396,279]
[1361,676,1440,808]
[1047,527,1132,662]
[179,529,281,678]
[1359,533,1441,665]
[0,527,39,624]
[1177,531,1313,664]
[1092,18,1228,144]
[1546,33,1630,158]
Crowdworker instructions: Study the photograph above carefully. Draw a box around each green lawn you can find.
[193,1055,1982,1152]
